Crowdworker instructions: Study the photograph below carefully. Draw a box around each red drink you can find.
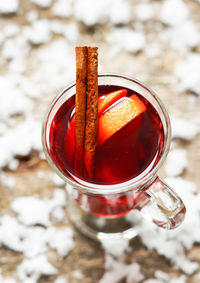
[48,85,164,217]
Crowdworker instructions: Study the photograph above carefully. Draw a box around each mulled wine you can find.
[49,85,164,184]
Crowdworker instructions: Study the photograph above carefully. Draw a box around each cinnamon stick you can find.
[84,47,98,179]
[74,46,88,176]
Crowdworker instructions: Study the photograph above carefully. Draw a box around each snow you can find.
[165,149,188,177]
[0,215,27,252]
[160,0,189,26]
[31,0,51,9]
[107,28,145,53]
[47,226,74,257]
[101,238,129,257]
[99,255,144,283]
[17,254,57,282]
[51,207,65,222]
[0,0,19,14]
[2,35,30,63]
[54,277,68,283]
[26,10,38,22]
[52,0,72,18]
[175,54,200,95]
[0,76,32,121]
[162,21,200,53]
[52,173,65,187]
[74,0,111,26]
[0,32,4,45]
[74,0,130,26]
[3,24,20,38]
[0,119,41,168]
[155,270,170,281]
[145,44,163,58]
[72,270,83,280]
[28,39,75,97]
[62,23,80,44]
[0,277,17,283]
[135,3,154,22]
[0,172,16,189]
[11,189,66,226]
[0,189,73,282]
[24,19,52,45]
[171,116,200,140]
[11,196,52,226]
[109,0,131,25]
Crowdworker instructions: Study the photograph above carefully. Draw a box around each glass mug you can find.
[42,74,186,241]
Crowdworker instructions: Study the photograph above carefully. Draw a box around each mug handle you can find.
[137,177,186,229]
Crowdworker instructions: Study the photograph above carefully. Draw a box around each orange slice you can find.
[98,95,146,146]
[98,89,127,115]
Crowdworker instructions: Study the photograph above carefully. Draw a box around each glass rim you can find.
[42,73,171,195]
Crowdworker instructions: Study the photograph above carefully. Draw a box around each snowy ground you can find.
[0,0,200,282]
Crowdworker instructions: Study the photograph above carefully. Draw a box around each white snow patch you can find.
[155,270,170,281]
[22,39,75,98]
[24,19,52,45]
[0,172,16,189]
[74,0,130,26]
[101,238,129,257]
[17,254,57,283]
[0,76,32,122]
[136,3,154,22]
[21,226,48,258]
[49,21,79,44]
[0,215,26,252]
[3,24,20,38]
[0,0,19,14]
[47,226,74,257]
[51,207,65,222]
[107,28,145,53]
[52,173,65,187]
[165,149,188,177]
[0,32,4,45]
[99,255,144,283]
[11,189,66,226]
[52,0,72,18]
[26,10,38,22]
[171,116,200,140]
[74,0,111,26]
[145,44,163,58]
[31,0,51,9]
[11,196,52,226]
[160,0,189,26]
[161,20,200,53]
[0,277,17,283]
[170,276,187,283]
[2,34,30,62]
[8,159,19,171]
[72,270,83,280]
[0,119,41,168]
[62,23,80,44]
[175,54,200,95]
[54,277,68,283]
[109,0,131,25]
